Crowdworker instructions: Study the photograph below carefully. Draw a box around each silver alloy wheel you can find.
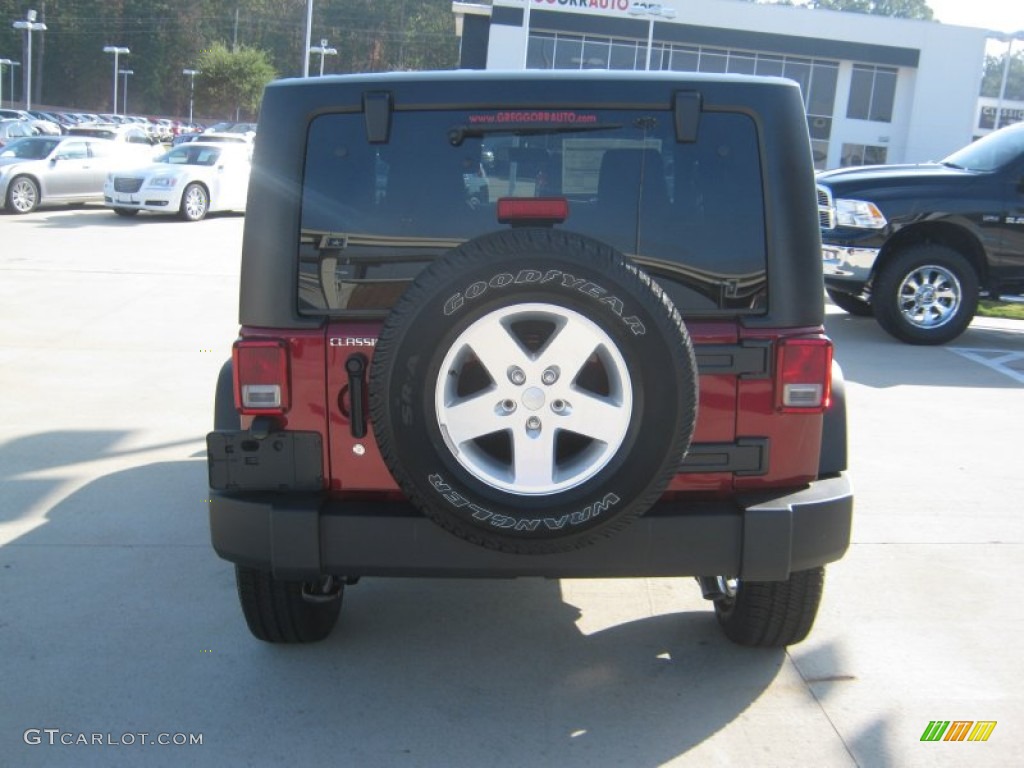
[434,302,633,495]
[8,177,38,213]
[896,263,962,329]
[182,184,208,220]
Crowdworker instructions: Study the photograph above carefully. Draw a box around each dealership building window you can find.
[460,0,992,167]
[527,32,646,70]
[841,142,888,167]
[847,64,898,122]
[526,31,839,168]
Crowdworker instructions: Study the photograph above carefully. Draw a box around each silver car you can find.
[0,135,142,214]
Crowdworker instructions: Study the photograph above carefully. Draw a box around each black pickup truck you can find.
[817,122,1024,344]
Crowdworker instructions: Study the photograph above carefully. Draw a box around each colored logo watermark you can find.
[920,720,997,742]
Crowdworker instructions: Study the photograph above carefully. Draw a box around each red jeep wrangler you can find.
[208,71,852,646]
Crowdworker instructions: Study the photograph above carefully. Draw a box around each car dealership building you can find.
[453,0,997,169]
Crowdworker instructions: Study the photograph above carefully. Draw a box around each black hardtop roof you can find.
[240,68,823,330]
[262,69,801,109]
[269,68,795,87]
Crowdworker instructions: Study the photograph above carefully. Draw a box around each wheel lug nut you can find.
[551,399,566,414]
[499,399,517,414]
[541,366,559,385]
[526,416,541,430]
[508,366,526,385]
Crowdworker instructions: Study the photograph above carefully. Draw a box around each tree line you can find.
[3,0,1022,119]
[0,0,459,119]
[752,0,1024,100]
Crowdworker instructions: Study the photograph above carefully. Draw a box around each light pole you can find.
[523,0,532,69]
[12,10,47,110]
[182,68,200,126]
[628,2,676,71]
[309,38,337,76]
[0,58,12,108]
[119,69,133,116]
[302,0,313,77]
[4,61,19,108]
[103,46,130,115]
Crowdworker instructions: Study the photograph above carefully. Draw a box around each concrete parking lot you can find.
[1,207,1022,767]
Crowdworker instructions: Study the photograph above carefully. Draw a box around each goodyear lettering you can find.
[489,273,515,288]
[465,281,487,300]
[559,275,587,291]
[515,269,543,284]
[441,270,646,335]
[599,295,624,315]
[539,269,565,283]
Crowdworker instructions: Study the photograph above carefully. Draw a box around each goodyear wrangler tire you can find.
[369,229,698,554]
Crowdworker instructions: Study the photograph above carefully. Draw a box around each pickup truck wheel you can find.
[370,228,698,554]
[872,245,978,345]
[713,567,824,647]
[235,566,342,643]
[826,288,872,317]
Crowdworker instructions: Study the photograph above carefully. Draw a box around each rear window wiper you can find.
[448,122,621,146]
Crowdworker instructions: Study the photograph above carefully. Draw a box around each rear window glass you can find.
[162,146,222,165]
[299,108,766,315]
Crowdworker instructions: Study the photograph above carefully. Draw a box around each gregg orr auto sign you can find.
[499,0,637,16]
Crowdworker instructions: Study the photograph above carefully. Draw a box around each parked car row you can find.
[0,107,217,142]
[0,134,250,220]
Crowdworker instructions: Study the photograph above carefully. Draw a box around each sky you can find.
[926,0,1024,36]
[772,1,1024,38]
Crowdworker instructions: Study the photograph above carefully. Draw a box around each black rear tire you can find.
[826,287,872,316]
[713,567,824,647]
[235,566,342,643]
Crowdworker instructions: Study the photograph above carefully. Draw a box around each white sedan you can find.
[103,142,251,221]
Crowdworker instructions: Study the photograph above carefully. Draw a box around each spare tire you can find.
[369,229,698,554]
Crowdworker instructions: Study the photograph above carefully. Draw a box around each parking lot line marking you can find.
[948,348,1024,385]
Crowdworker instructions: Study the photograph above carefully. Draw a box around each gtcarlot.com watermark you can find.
[24,728,203,747]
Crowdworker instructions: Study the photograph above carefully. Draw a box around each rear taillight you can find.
[776,337,833,412]
[233,339,290,414]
